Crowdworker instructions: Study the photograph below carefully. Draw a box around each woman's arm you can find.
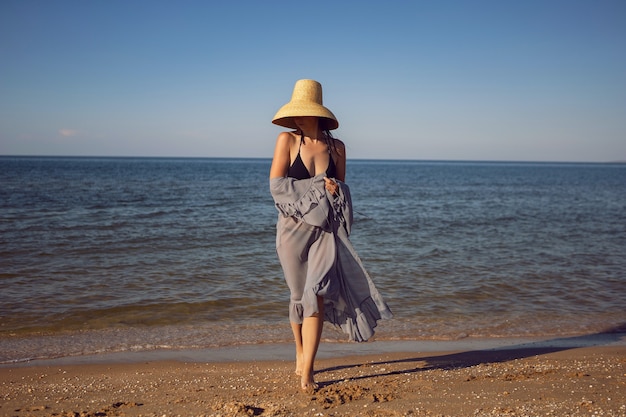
[269,132,293,179]
[334,139,347,182]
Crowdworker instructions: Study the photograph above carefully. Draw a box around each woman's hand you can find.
[324,177,339,195]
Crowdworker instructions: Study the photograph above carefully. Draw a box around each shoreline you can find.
[1,335,624,416]
[3,331,625,368]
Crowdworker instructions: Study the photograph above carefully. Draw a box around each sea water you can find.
[1,156,624,363]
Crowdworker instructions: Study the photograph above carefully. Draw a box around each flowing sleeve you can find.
[332,181,353,236]
[270,176,330,228]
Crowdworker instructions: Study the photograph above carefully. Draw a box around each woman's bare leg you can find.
[290,322,304,376]
[300,296,324,390]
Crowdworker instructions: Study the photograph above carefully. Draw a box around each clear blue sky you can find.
[1,0,624,161]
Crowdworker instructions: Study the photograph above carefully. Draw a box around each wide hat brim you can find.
[272,103,339,130]
[271,79,339,130]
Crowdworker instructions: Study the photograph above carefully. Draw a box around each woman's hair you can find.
[323,129,340,158]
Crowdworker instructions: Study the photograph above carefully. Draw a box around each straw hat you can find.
[272,79,339,130]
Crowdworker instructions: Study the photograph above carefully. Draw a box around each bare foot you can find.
[301,372,319,392]
[301,378,319,393]
[295,353,303,376]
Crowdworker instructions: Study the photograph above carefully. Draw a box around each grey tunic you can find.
[270,174,392,342]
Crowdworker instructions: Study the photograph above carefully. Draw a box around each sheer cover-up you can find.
[270,174,392,342]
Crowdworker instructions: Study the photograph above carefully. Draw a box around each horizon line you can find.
[1,154,624,165]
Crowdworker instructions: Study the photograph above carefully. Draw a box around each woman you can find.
[269,79,392,391]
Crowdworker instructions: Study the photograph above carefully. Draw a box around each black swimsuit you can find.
[288,133,337,179]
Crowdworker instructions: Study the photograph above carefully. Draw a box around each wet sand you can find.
[1,339,625,417]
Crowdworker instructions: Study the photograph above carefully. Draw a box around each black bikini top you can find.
[287,133,337,180]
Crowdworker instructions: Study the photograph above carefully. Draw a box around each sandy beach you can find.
[1,336,625,417]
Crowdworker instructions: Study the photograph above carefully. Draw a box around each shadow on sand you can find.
[316,323,626,387]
